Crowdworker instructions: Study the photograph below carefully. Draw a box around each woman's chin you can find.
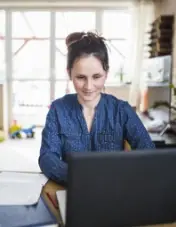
[80,92,101,102]
[82,96,95,102]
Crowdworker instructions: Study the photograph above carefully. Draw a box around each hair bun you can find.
[65,32,85,47]
[66,31,105,49]
[86,31,105,44]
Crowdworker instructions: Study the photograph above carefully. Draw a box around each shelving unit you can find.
[148,15,174,58]
[145,15,176,135]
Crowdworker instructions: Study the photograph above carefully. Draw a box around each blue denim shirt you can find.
[39,93,155,183]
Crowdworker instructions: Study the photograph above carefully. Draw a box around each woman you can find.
[39,31,155,184]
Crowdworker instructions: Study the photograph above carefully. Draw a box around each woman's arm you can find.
[123,102,155,150]
[38,102,68,184]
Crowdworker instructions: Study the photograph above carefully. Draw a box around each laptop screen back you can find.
[66,149,176,227]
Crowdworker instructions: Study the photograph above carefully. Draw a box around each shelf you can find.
[151,15,174,24]
[147,15,174,58]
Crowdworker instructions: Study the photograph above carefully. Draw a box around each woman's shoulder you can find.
[102,93,135,122]
[52,94,76,105]
[103,93,129,108]
[51,94,77,111]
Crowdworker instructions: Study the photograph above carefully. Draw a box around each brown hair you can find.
[65,31,109,76]
[65,32,85,47]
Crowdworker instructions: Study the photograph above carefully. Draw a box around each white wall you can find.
[105,85,169,107]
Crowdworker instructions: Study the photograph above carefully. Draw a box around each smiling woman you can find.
[39,31,155,185]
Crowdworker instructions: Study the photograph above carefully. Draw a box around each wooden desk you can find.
[42,180,64,224]
[42,180,176,227]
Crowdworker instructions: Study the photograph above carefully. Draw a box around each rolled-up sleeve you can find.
[38,103,68,183]
[123,102,155,150]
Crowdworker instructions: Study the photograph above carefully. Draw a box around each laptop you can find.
[56,149,176,227]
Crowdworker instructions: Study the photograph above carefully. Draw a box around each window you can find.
[0,11,5,81]
[12,81,50,126]
[12,11,50,79]
[55,80,75,99]
[55,11,96,79]
[55,81,67,98]
[12,40,50,79]
[56,11,96,38]
[55,40,67,79]
[11,11,50,126]
[3,9,133,127]
[102,10,132,83]
[102,10,131,39]
[106,39,130,83]
[12,12,50,37]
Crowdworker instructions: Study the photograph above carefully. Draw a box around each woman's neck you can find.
[77,94,101,111]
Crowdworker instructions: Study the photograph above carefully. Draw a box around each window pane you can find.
[12,11,50,37]
[55,81,67,98]
[0,10,5,81]
[102,10,131,39]
[12,81,50,126]
[0,41,5,81]
[12,40,50,79]
[0,10,5,35]
[55,40,68,79]
[55,81,76,99]
[12,11,50,79]
[56,12,96,38]
[106,40,130,83]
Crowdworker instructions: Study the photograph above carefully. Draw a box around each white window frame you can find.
[0,6,133,126]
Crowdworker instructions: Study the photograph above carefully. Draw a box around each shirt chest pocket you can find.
[59,132,83,153]
[97,130,123,151]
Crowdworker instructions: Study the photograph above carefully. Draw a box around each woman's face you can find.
[70,55,107,103]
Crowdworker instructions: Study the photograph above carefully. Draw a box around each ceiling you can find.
[0,0,135,8]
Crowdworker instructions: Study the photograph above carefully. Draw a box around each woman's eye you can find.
[94,75,101,79]
[77,76,84,79]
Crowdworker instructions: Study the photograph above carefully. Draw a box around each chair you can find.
[124,140,131,151]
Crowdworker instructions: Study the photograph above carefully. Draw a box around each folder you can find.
[0,196,57,227]
[0,172,48,205]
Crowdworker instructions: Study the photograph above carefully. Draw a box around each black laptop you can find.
[57,149,176,227]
